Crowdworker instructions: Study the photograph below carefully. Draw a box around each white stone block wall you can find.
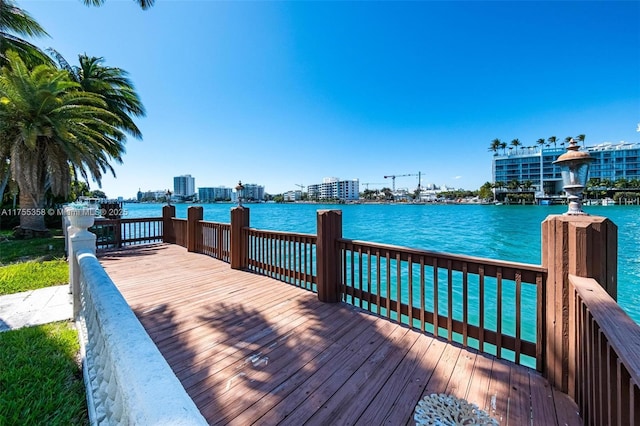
[69,229,207,426]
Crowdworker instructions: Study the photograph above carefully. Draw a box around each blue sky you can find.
[23,0,640,198]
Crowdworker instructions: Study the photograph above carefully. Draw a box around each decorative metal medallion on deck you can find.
[414,393,498,425]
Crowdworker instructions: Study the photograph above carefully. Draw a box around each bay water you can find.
[123,202,640,325]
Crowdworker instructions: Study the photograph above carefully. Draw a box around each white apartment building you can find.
[307,177,360,201]
[284,190,303,201]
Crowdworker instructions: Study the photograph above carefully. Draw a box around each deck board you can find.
[100,244,582,425]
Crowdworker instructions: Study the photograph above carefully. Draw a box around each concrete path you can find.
[0,285,73,332]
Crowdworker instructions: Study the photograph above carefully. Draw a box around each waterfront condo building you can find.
[198,187,232,202]
[173,174,196,198]
[236,183,265,202]
[284,190,303,201]
[307,177,360,201]
[492,142,640,196]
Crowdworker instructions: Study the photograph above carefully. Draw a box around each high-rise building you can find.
[173,175,195,198]
[492,142,640,196]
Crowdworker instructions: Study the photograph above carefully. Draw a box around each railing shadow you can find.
[97,244,169,260]
[104,244,575,425]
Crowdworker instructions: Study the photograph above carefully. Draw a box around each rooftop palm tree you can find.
[488,138,501,154]
[548,136,558,149]
[499,141,507,155]
[536,138,546,151]
[511,138,521,154]
[575,134,586,147]
[0,0,52,67]
[0,51,126,232]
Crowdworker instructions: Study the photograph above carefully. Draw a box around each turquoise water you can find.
[123,202,640,324]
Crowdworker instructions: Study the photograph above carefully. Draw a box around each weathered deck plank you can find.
[100,244,581,425]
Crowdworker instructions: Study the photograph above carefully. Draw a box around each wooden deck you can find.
[99,244,582,425]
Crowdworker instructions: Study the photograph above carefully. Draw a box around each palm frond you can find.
[0,1,49,38]
[81,0,155,10]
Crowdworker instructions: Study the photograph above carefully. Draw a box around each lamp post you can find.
[553,138,593,215]
[235,181,244,207]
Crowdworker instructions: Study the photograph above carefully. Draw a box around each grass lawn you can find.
[0,321,88,425]
[0,259,69,295]
[0,229,66,266]
[0,230,86,424]
[0,229,68,295]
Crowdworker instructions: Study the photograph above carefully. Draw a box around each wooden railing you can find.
[244,228,317,292]
[338,239,545,368]
[569,275,640,425]
[196,221,231,262]
[92,217,163,250]
[171,218,188,248]
[98,205,631,417]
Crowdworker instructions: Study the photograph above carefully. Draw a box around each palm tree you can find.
[563,136,572,147]
[488,138,501,154]
[0,1,52,202]
[0,52,127,232]
[547,136,558,149]
[601,178,613,190]
[507,179,521,191]
[499,141,507,155]
[587,178,601,189]
[575,134,586,148]
[537,138,546,151]
[614,178,629,189]
[50,52,145,139]
[510,138,521,154]
[81,0,155,9]
[0,0,52,67]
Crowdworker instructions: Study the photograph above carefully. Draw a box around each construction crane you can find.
[361,182,385,190]
[294,184,305,192]
[383,172,422,192]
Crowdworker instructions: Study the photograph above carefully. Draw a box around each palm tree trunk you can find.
[17,190,47,231]
[0,161,9,204]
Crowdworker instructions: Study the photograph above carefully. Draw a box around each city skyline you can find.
[23,1,640,199]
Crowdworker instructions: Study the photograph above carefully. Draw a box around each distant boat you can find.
[601,197,616,206]
[494,201,503,206]
[539,199,552,206]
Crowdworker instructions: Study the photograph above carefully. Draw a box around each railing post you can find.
[230,206,250,269]
[162,205,176,244]
[187,206,203,252]
[316,210,342,303]
[67,212,97,318]
[114,218,122,248]
[541,214,617,395]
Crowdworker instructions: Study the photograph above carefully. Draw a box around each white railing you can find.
[67,212,206,425]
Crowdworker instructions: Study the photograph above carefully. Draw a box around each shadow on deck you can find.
[99,244,581,425]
